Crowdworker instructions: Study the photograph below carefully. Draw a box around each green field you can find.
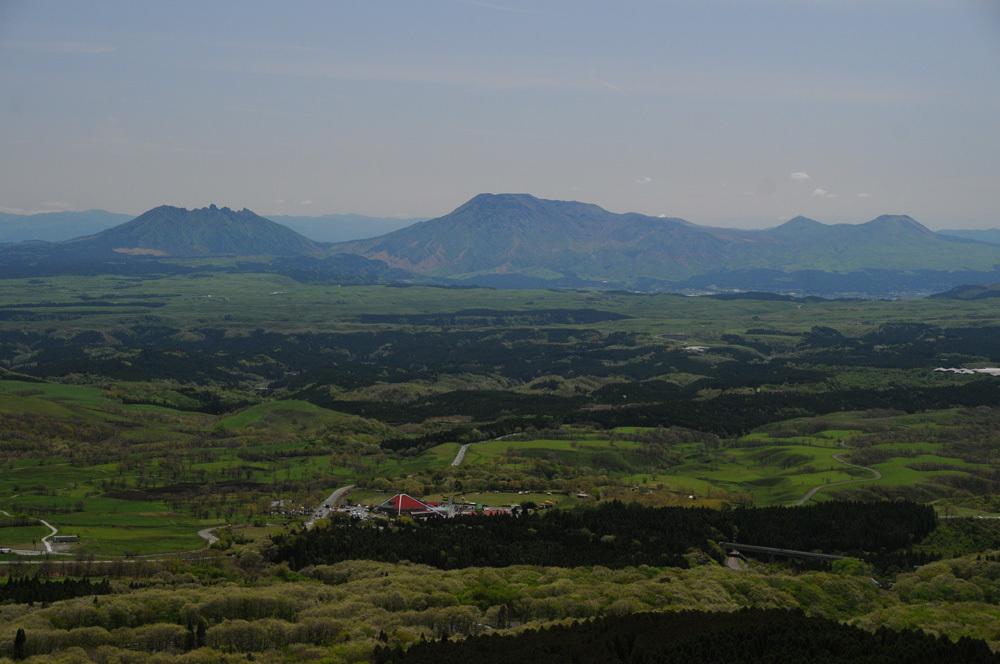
[3,277,1000,553]
[0,524,52,550]
[3,390,1000,555]
[4,272,1000,337]
[4,387,1000,555]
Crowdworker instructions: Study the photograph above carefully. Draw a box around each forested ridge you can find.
[270,501,937,570]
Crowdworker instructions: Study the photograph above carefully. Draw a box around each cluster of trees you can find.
[272,503,704,570]
[573,378,1000,436]
[270,501,937,571]
[6,322,652,391]
[718,501,938,554]
[0,407,123,462]
[917,518,1000,558]
[0,514,35,528]
[0,575,112,604]
[377,608,1000,664]
[4,546,1000,662]
[892,556,1000,604]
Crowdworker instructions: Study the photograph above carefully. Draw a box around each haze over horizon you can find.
[1,1,999,230]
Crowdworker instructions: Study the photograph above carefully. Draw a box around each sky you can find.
[1,0,999,229]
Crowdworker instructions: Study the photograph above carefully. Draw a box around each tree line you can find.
[0,575,112,605]
[270,500,938,571]
[376,607,1000,664]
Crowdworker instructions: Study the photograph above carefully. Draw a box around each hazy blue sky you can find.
[1,0,999,228]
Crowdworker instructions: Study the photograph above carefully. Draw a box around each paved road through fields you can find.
[452,443,472,467]
[795,439,882,506]
[38,519,58,553]
[451,435,514,467]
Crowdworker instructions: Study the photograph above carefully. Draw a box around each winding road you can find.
[197,528,220,546]
[0,508,59,555]
[794,439,882,506]
[38,519,58,553]
[305,484,355,530]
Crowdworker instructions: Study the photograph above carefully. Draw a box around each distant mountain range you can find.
[0,205,406,282]
[59,204,325,258]
[4,195,1000,297]
[938,229,1000,246]
[0,209,423,244]
[333,193,1000,293]
[0,210,133,243]
[266,214,425,243]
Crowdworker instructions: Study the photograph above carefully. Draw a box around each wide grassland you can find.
[0,524,52,549]
[436,410,1000,512]
[217,399,354,430]
[0,381,110,405]
[50,513,206,556]
[4,278,1000,554]
[3,384,999,555]
[5,273,1000,338]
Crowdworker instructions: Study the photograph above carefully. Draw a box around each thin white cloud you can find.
[9,41,116,54]
[857,192,871,198]
[790,172,810,181]
[636,176,652,185]
[299,200,314,206]
[456,0,538,13]
[0,205,71,214]
[203,58,579,94]
[812,188,837,198]
[589,70,630,98]
[274,198,285,205]
[200,41,924,105]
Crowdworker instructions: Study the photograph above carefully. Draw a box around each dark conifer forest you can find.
[375,608,1000,664]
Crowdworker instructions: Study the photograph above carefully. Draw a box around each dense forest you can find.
[0,576,113,605]
[377,608,1000,664]
[270,501,938,570]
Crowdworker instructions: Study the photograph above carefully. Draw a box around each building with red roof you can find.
[375,494,445,519]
